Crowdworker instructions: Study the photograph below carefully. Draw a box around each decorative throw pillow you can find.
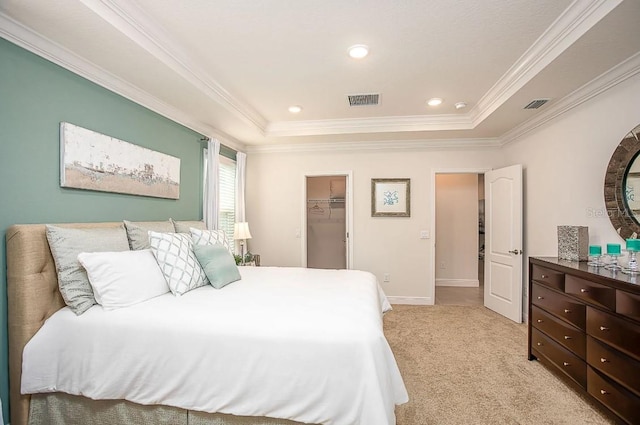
[170,218,206,234]
[46,225,130,315]
[148,231,208,295]
[193,244,241,289]
[123,220,174,250]
[78,250,170,309]
[190,227,232,254]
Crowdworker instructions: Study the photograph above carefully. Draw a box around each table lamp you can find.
[233,222,252,265]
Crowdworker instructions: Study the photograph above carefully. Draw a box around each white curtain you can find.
[204,139,220,230]
[235,152,247,222]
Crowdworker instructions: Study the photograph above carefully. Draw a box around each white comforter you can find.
[22,266,408,425]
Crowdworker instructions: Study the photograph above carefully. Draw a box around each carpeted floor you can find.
[384,305,615,425]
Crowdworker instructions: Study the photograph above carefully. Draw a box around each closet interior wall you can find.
[306,176,346,269]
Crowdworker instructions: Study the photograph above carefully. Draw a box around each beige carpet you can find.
[384,305,614,425]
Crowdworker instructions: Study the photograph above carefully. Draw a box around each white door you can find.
[484,164,523,323]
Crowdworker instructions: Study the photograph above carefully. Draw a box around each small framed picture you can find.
[371,178,410,217]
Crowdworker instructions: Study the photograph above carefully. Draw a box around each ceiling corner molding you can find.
[78,0,267,133]
[0,12,245,152]
[265,114,474,137]
[470,0,623,126]
[499,51,640,146]
[245,138,501,154]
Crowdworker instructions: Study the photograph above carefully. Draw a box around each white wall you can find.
[246,148,499,303]
[435,174,479,287]
[502,72,640,315]
[503,73,640,256]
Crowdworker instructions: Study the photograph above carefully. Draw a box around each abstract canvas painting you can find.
[60,122,180,199]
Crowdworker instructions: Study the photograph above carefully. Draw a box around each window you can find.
[218,156,236,250]
[203,150,237,253]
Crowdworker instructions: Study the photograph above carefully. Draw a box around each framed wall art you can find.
[371,178,410,217]
[60,122,180,199]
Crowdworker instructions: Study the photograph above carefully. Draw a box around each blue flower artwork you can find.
[383,190,399,206]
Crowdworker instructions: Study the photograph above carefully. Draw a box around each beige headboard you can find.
[6,222,122,425]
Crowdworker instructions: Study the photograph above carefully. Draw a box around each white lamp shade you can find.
[233,222,252,240]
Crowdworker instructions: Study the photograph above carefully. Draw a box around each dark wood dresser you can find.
[529,257,640,425]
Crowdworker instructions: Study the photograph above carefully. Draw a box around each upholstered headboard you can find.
[6,222,122,425]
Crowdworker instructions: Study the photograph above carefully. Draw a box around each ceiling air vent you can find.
[523,98,550,109]
[347,93,379,107]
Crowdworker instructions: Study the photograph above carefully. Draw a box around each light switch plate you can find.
[420,230,430,239]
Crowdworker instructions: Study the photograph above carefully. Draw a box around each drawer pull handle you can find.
[563,362,570,366]
[537,296,543,300]
[564,336,572,340]
[537,319,543,323]
[580,288,589,293]
[600,326,610,331]
[541,274,547,279]
[564,309,571,313]
[600,389,609,395]
[600,358,608,363]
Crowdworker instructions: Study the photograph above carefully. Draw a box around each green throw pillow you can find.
[193,244,241,289]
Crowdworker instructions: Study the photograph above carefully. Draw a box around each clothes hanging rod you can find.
[307,198,345,202]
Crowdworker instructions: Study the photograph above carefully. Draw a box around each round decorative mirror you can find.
[605,123,640,239]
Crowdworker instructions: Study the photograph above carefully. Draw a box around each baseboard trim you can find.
[387,296,433,305]
[436,278,479,287]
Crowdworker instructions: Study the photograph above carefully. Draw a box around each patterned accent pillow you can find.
[124,220,174,250]
[46,224,130,315]
[170,218,206,234]
[190,228,232,254]
[148,231,208,295]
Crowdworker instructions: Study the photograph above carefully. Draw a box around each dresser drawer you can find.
[587,307,640,361]
[531,265,564,290]
[587,337,640,397]
[616,290,640,323]
[532,283,586,330]
[531,328,586,387]
[587,366,640,425]
[531,305,585,358]
[565,275,616,311]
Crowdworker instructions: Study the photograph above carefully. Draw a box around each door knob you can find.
[508,249,522,255]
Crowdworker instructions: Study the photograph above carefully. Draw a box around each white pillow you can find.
[190,227,233,254]
[77,250,169,310]
[148,231,209,296]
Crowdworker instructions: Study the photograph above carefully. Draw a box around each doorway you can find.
[434,172,485,306]
[305,174,350,269]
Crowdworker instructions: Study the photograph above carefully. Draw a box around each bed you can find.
[7,222,408,425]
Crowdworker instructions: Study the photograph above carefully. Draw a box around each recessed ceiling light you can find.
[288,105,302,113]
[427,98,443,106]
[455,102,467,109]
[348,44,369,59]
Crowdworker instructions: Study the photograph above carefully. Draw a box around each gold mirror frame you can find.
[604,124,640,239]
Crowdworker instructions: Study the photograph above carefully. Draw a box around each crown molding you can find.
[78,0,267,133]
[499,50,640,146]
[0,12,245,152]
[265,114,474,137]
[245,138,501,154]
[469,0,622,126]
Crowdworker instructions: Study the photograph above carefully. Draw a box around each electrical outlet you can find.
[295,228,301,238]
[383,273,391,282]
[440,261,446,269]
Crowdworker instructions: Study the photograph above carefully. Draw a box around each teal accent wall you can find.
[0,38,206,423]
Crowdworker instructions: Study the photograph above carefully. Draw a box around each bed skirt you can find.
[29,393,308,425]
